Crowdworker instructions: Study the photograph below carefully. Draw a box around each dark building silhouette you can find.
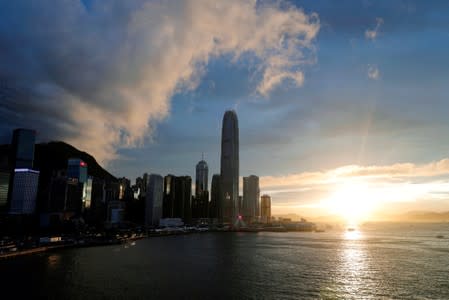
[260,194,271,224]
[220,110,239,223]
[67,158,88,183]
[243,175,260,223]
[66,158,90,215]
[48,170,67,212]
[209,174,221,219]
[141,173,149,198]
[7,129,39,215]
[135,176,143,198]
[9,168,39,214]
[163,175,176,218]
[118,177,133,201]
[238,195,243,216]
[0,170,9,212]
[163,175,192,222]
[145,174,163,227]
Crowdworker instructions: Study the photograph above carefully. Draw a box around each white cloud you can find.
[367,64,380,80]
[365,17,383,40]
[0,0,319,163]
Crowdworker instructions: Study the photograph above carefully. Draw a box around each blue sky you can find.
[1,0,449,217]
[110,0,449,175]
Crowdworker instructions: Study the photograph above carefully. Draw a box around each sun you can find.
[325,181,378,224]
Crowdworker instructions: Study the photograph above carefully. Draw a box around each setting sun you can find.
[325,181,378,224]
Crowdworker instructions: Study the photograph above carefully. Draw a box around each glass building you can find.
[0,170,10,211]
[209,174,221,219]
[243,175,260,223]
[9,168,40,214]
[163,175,192,222]
[67,158,88,183]
[220,110,239,223]
[193,158,209,219]
[145,174,163,227]
[260,194,272,224]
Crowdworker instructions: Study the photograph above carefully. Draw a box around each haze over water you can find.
[2,223,449,299]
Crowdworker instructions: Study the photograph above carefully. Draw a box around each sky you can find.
[1,0,449,219]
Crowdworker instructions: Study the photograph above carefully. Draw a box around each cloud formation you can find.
[261,158,449,190]
[0,0,319,163]
[260,158,449,212]
[365,17,383,40]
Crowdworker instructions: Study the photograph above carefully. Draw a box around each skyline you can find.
[1,0,449,220]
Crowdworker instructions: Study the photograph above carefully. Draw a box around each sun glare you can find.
[325,181,378,224]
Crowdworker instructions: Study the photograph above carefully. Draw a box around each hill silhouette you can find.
[0,141,116,181]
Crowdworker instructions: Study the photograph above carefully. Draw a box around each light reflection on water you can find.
[340,233,368,296]
[2,224,449,299]
[344,229,362,241]
[47,254,61,268]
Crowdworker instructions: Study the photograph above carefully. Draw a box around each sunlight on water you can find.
[344,230,362,240]
[333,229,378,299]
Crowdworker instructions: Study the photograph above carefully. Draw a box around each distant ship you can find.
[347,227,356,232]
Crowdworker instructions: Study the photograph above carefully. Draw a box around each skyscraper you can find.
[209,174,221,219]
[67,158,88,184]
[145,174,163,227]
[142,173,149,197]
[9,168,39,214]
[220,110,239,223]
[193,157,209,219]
[0,170,9,212]
[163,175,192,222]
[260,194,271,224]
[66,158,89,214]
[176,176,192,222]
[163,174,176,218]
[243,175,260,223]
[7,128,37,212]
[195,157,208,198]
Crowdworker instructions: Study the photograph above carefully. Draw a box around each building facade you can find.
[193,158,209,219]
[163,175,192,222]
[67,158,88,184]
[66,158,90,215]
[9,168,40,214]
[242,175,260,223]
[220,110,239,223]
[145,174,163,227]
[209,174,221,219]
[0,170,10,212]
[260,194,271,224]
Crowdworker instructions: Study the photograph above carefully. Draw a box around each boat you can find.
[436,235,444,239]
[347,228,356,232]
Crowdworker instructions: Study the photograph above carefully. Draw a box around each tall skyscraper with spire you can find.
[193,155,209,218]
[195,154,208,198]
[220,110,239,223]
